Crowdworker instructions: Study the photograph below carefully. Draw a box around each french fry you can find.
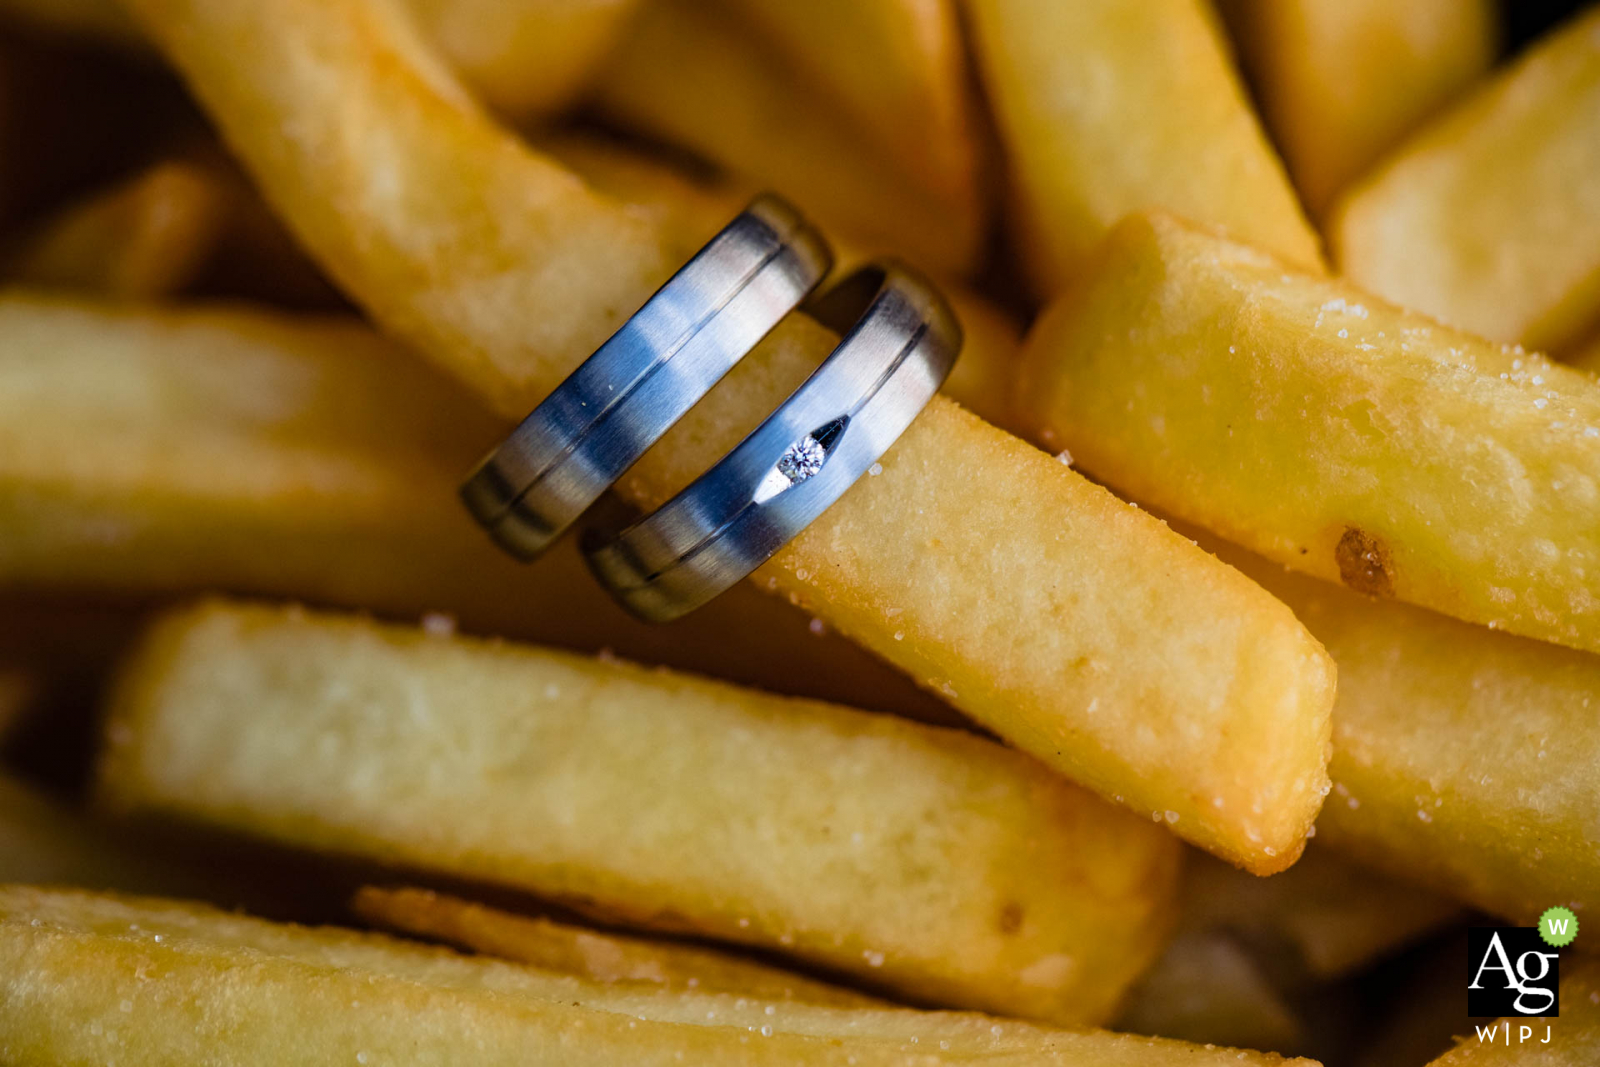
[964,0,1322,297]
[592,0,984,277]
[1115,931,1303,1055]
[123,0,1338,872]
[1217,0,1497,218]
[352,886,882,1006]
[1179,846,1462,979]
[0,886,1318,1066]
[1423,957,1600,1066]
[713,0,984,246]
[1017,212,1600,655]
[98,600,1184,1025]
[2,159,231,299]
[0,291,945,720]
[1331,7,1600,354]
[1215,544,1600,925]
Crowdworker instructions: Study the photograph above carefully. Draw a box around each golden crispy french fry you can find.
[1018,212,1600,655]
[353,886,881,1006]
[964,0,1322,297]
[714,0,984,242]
[1116,931,1303,1055]
[1424,958,1600,1066]
[124,0,1338,872]
[2,159,231,299]
[99,600,1183,1025]
[1214,544,1600,924]
[1218,0,1497,218]
[540,129,1023,427]
[592,0,983,277]
[1332,7,1600,353]
[0,291,944,719]
[0,887,1318,1066]
[1179,846,1462,979]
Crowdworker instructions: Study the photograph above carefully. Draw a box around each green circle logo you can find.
[1539,906,1579,948]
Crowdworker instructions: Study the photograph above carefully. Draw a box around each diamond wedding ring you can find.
[462,196,959,619]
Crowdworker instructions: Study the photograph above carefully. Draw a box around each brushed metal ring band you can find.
[460,194,831,560]
[584,262,960,622]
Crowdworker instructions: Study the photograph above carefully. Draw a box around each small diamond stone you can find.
[776,434,827,484]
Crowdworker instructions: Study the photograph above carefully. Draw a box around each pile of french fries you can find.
[0,0,1596,1063]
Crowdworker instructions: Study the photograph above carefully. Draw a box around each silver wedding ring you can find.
[461,193,960,621]
[584,263,959,622]
[460,195,830,560]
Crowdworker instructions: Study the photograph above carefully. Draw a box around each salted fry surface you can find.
[1222,547,1600,924]
[99,600,1183,1025]
[1019,213,1600,654]
[0,887,1319,1067]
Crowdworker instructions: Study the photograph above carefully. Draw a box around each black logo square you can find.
[1468,927,1560,1017]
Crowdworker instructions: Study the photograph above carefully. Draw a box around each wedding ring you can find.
[585,262,959,622]
[460,195,830,560]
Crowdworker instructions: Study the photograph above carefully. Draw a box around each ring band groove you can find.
[584,262,960,621]
[459,194,831,560]
[490,240,782,525]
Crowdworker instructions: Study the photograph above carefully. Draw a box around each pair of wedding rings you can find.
[460,195,960,622]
